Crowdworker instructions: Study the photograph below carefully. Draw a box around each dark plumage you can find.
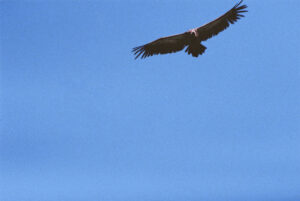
[132,0,248,59]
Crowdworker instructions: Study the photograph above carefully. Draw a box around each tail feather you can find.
[185,43,207,57]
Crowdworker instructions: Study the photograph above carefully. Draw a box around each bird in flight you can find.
[132,0,248,59]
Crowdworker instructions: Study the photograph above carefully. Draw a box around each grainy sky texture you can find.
[1,1,300,201]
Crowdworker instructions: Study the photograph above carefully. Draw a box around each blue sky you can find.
[1,0,300,201]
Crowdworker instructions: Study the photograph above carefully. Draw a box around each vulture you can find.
[132,0,247,59]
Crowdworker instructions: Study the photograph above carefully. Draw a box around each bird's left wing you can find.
[132,32,190,59]
[195,0,247,42]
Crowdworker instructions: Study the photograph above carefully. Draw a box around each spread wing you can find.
[196,0,248,41]
[132,33,190,59]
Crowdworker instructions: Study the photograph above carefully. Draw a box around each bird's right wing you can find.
[195,0,247,41]
[132,33,190,59]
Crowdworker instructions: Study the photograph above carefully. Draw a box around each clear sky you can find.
[1,0,300,201]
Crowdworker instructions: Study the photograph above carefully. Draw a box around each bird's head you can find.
[188,29,198,37]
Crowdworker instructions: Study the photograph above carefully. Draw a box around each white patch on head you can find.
[188,28,198,37]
